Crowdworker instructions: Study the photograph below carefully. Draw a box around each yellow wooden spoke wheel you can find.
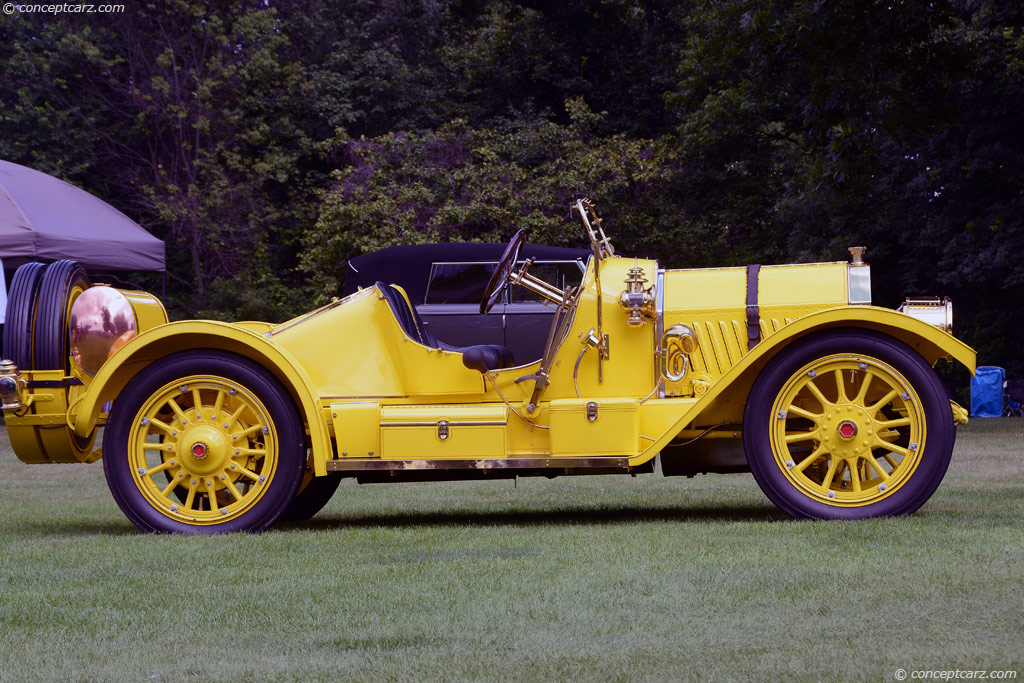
[130,376,279,524]
[103,351,305,533]
[770,356,924,506]
[743,330,954,520]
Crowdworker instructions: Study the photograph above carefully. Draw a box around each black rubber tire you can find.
[2,262,46,368]
[279,469,343,522]
[743,329,955,520]
[33,260,90,371]
[102,350,306,534]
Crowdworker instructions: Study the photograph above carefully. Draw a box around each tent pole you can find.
[162,270,166,302]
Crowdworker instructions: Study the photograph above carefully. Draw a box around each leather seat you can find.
[376,282,515,372]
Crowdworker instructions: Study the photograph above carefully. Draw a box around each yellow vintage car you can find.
[0,200,975,533]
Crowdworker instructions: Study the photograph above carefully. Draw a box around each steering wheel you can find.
[480,229,525,314]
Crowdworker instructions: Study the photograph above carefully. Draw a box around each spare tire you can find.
[33,260,90,371]
[2,262,47,369]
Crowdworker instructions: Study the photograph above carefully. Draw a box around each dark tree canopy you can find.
[1,0,1021,380]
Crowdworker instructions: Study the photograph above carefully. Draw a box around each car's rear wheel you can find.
[279,465,343,522]
[103,350,305,533]
[743,329,954,520]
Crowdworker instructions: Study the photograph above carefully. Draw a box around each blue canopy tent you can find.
[0,159,165,269]
[0,159,165,327]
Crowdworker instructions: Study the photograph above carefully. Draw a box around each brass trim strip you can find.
[265,297,348,337]
[326,456,630,472]
[323,395,409,401]
[380,421,508,428]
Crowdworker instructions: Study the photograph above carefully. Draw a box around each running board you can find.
[325,456,630,472]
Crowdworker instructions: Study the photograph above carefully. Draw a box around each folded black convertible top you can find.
[342,242,589,304]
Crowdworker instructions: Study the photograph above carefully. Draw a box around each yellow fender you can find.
[72,321,333,476]
[770,305,976,371]
[633,306,976,465]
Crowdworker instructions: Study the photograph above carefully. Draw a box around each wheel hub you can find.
[821,405,875,460]
[178,424,230,475]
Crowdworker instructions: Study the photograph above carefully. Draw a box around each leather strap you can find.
[746,264,761,350]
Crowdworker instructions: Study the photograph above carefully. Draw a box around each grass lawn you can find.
[1,419,1022,682]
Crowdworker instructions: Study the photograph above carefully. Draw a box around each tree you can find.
[3,0,1022,381]
[1,1,323,320]
[668,0,1024,376]
[303,102,704,300]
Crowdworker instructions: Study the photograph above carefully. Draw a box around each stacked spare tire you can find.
[2,260,97,464]
[3,260,90,373]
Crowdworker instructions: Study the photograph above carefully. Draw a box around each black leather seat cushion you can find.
[376,282,515,371]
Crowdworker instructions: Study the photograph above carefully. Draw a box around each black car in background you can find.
[343,242,589,363]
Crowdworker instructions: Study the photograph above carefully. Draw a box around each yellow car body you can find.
[0,202,975,532]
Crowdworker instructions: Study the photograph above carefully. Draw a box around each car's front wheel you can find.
[743,329,955,520]
[103,350,305,533]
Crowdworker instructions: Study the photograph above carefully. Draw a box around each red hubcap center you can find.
[837,421,858,440]
[191,442,208,459]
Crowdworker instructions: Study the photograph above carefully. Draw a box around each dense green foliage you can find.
[1,1,1022,372]
[304,112,698,300]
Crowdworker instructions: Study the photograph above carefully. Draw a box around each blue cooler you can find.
[970,366,1005,417]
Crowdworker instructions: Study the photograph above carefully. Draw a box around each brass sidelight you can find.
[619,264,656,327]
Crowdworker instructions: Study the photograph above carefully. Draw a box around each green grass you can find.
[1,421,1022,682]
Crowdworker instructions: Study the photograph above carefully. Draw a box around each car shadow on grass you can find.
[284,503,785,531]
[3,503,783,537]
